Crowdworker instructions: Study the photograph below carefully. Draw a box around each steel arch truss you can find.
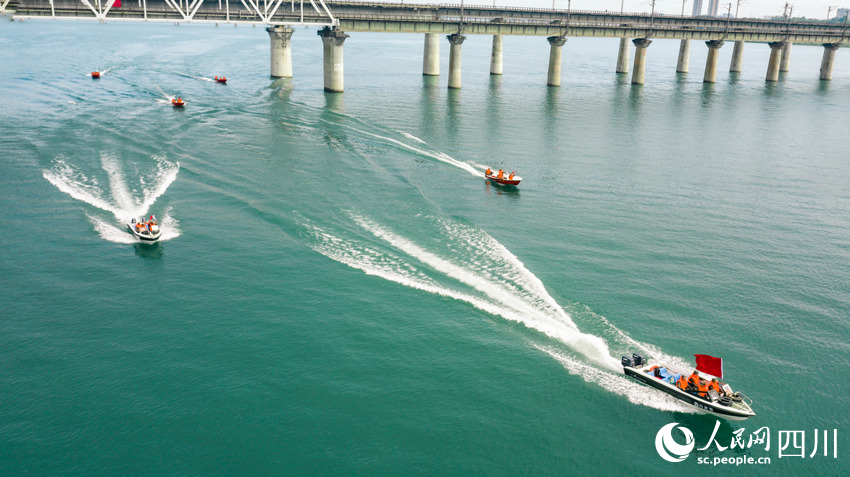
[12,0,338,26]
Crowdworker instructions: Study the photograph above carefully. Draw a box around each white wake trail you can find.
[397,131,427,144]
[43,157,123,217]
[356,214,618,371]
[304,223,556,334]
[539,346,697,413]
[43,154,180,243]
[101,153,136,217]
[309,213,619,371]
[302,216,696,411]
[327,120,483,177]
[135,156,180,219]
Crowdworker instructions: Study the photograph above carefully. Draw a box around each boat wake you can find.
[171,70,215,82]
[88,67,113,77]
[397,130,427,144]
[539,346,695,412]
[88,207,180,244]
[153,84,182,104]
[319,119,485,177]
[42,153,180,243]
[301,212,695,413]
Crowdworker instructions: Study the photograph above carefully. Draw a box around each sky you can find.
[390,1,847,20]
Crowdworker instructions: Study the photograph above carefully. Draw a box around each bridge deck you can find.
[9,0,850,44]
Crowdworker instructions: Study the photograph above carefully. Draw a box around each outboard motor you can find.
[632,353,644,367]
[621,356,633,367]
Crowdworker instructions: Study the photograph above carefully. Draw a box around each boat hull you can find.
[485,174,521,186]
[624,366,754,420]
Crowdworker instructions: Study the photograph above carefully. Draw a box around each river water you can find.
[1,18,848,475]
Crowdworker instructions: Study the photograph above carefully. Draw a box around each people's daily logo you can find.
[655,423,695,463]
[655,422,836,466]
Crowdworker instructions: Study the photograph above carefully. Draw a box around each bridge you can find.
[5,1,849,91]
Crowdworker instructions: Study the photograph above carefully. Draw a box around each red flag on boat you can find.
[694,354,723,378]
[113,0,121,7]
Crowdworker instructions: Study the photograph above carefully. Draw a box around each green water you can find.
[1,20,848,475]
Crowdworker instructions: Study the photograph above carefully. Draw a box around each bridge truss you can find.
[9,0,338,26]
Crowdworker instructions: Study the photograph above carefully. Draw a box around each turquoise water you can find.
[2,19,849,475]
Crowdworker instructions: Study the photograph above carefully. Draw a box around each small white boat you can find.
[128,216,162,242]
[622,353,755,420]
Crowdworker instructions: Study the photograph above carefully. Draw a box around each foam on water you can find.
[43,156,120,216]
[324,120,483,177]
[88,214,137,244]
[170,70,215,82]
[301,214,702,411]
[153,84,182,103]
[537,346,697,413]
[305,213,613,361]
[397,131,427,144]
[43,153,180,243]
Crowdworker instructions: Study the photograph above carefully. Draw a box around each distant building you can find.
[691,0,703,16]
[838,8,850,19]
[707,0,720,17]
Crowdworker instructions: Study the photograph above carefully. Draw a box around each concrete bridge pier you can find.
[730,40,744,73]
[447,34,466,89]
[820,43,841,81]
[766,41,785,82]
[546,36,567,86]
[616,37,630,74]
[490,35,504,75]
[318,27,349,92]
[703,40,724,83]
[423,33,440,76]
[266,26,294,78]
[676,39,690,73]
[780,42,792,72]
[631,38,651,85]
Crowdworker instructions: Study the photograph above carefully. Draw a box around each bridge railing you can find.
[326,1,840,29]
[11,0,849,41]
[326,9,846,38]
[12,0,339,25]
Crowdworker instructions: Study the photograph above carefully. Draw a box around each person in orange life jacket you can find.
[697,379,709,398]
[709,378,724,396]
[687,371,701,391]
[688,371,710,398]
[485,168,492,176]
[497,169,505,179]
[508,171,515,180]
[677,374,688,391]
